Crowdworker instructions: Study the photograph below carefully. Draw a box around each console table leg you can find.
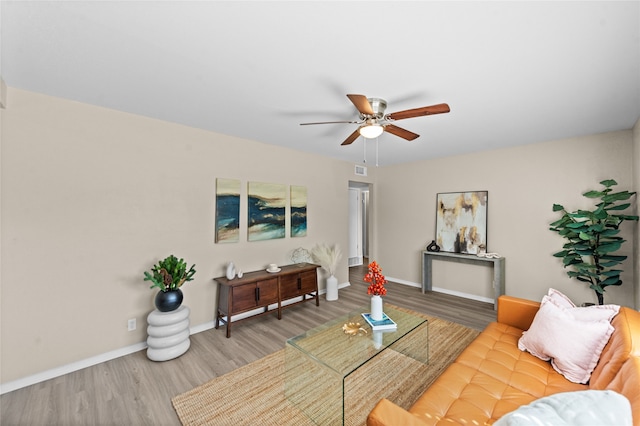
[422,257,433,293]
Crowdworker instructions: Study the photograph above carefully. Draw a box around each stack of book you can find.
[361,312,397,331]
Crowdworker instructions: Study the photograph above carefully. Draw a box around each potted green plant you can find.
[144,255,196,312]
[550,179,638,305]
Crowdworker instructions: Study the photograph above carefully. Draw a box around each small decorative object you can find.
[266,263,280,273]
[226,262,236,280]
[364,261,387,321]
[291,247,312,264]
[143,255,196,312]
[237,269,243,278]
[342,322,367,336]
[436,191,488,254]
[426,240,440,252]
[311,243,342,301]
[550,179,638,305]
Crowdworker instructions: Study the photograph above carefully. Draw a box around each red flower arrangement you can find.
[364,261,387,296]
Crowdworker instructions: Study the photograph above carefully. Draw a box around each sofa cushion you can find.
[408,322,586,425]
[518,296,616,383]
[494,390,633,426]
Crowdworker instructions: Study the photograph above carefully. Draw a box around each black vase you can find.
[155,289,184,312]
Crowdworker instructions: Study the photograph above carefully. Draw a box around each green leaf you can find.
[605,203,631,211]
[552,204,565,212]
[578,232,592,241]
[596,241,622,253]
[600,254,627,262]
[566,222,588,229]
[598,229,620,237]
[601,269,622,277]
[601,276,621,286]
[583,190,604,198]
[602,191,634,203]
[614,214,639,221]
[599,179,618,187]
[593,207,608,220]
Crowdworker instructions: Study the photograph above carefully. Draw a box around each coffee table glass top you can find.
[286,304,428,376]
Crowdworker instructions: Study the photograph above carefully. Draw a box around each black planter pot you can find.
[155,289,184,312]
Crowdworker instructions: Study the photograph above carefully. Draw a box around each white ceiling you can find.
[2,1,639,166]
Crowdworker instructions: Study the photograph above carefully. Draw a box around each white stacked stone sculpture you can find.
[146,305,191,361]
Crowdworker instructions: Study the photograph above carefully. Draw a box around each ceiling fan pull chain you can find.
[363,136,366,163]
[376,137,379,167]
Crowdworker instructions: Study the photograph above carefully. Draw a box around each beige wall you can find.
[376,131,637,307]
[1,86,638,388]
[0,88,374,384]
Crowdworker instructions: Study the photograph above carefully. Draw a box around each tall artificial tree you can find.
[550,179,638,305]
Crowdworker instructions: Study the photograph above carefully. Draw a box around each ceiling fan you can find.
[300,94,450,146]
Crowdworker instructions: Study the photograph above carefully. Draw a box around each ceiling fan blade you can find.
[386,103,450,121]
[300,120,360,126]
[384,124,420,141]
[346,94,374,116]
[341,129,361,146]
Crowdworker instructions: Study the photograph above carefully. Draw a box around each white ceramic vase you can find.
[326,275,338,301]
[370,295,383,321]
[226,262,236,280]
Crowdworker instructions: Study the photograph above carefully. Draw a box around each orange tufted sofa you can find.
[367,295,640,425]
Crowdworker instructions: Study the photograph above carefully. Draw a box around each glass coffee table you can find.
[285,304,429,425]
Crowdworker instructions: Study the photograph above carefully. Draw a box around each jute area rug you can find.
[172,310,480,426]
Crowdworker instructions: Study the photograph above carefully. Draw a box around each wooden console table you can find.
[214,263,320,337]
[421,251,505,310]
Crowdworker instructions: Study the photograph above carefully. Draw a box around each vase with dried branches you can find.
[311,243,342,301]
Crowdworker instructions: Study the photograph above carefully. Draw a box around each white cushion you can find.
[494,390,633,426]
[518,290,618,383]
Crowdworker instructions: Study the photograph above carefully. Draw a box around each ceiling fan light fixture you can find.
[359,124,383,139]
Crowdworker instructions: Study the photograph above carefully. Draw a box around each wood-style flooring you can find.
[1,262,496,426]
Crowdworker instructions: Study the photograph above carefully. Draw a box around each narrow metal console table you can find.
[421,251,505,310]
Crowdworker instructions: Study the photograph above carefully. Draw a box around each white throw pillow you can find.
[494,390,632,426]
[518,297,616,383]
[545,288,620,321]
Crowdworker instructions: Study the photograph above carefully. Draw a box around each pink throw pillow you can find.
[545,288,620,321]
[546,288,575,308]
[518,300,615,383]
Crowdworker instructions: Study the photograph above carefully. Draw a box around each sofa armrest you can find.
[367,398,429,426]
[497,295,540,331]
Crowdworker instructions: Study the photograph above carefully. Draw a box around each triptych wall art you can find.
[435,191,488,254]
[215,178,307,243]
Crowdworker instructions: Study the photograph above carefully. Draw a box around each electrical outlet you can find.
[127,318,136,331]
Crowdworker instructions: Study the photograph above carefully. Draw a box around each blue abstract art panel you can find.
[215,178,240,243]
[290,185,307,237]
[248,181,286,241]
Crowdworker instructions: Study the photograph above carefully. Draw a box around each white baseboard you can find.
[385,276,422,288]
[1,282,351,395]
[387,276,494,304]
[0,341,147,395]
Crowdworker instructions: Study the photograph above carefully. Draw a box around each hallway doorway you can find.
[348,181,371,267]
